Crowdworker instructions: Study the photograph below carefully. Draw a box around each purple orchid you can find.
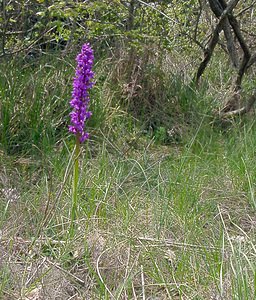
[69,43,94,143]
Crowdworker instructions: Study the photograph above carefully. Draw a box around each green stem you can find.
[70,135,80,237]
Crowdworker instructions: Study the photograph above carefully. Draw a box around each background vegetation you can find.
[0,1,256,299]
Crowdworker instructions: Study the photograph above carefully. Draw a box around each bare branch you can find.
[220,90,256,117]
[247,52,256,69]
[228,15,251,90]
[195,0,240,83]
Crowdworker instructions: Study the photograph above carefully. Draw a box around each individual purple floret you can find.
[69,43,94,143]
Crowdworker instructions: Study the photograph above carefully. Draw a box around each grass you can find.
[0,50,255,299]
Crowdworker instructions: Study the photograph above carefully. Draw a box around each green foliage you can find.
[1,0,204,57]
[154,126,168,144]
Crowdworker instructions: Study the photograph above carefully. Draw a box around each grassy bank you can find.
[0,51,255,299]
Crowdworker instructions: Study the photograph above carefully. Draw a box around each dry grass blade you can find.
[96,247,115,299]
[137,236,220,251]
[140,265,145,300]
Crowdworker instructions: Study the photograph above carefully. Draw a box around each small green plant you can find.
[154,126,168,144]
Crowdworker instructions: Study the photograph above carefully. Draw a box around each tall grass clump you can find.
[0,55,73,156]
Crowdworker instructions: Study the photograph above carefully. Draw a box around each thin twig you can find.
[235,0,256,17]
[137,0,178,24]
